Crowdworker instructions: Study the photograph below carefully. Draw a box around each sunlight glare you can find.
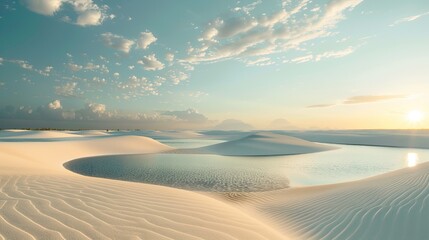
[407,110,424,123]
[407,152,418,167]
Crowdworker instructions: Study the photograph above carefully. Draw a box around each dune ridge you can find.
[185,132,337,156]
[0,130,82,139]
[285,130,429,149]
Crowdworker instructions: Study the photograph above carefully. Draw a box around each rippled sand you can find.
[1,130,429,239]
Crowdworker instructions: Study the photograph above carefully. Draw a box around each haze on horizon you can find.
[0,0,428,130]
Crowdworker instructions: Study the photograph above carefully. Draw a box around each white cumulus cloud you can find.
[23,0,62,15]
[138,54,165,71]
[55,82,78,96]
[23,0,108,26]
[68,63,83,71]
[48,100,62,110]
[88,103,106,114]
[165,53,175,62]
[137,31,157,49]
[101,32,135,53]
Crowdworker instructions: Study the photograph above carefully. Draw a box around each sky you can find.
[0,0,428,130]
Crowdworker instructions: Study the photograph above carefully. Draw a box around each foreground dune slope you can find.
[0,175,285,240]
[221,162,429,240]
[0,132,285,240]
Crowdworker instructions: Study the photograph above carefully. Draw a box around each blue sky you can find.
[0,0,428,129]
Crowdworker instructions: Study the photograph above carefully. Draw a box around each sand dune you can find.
[2,129,428,239]
[139,130,206,139]
[215,162,429,240]
[68,130,110,136]
[188,132,337,156]
[0,130,82,139]
[285,130,429,149]
[0,175,285,240]
[0,131,284,239]
[0,135,173,174]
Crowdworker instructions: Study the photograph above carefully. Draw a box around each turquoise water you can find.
[64,144,429,192]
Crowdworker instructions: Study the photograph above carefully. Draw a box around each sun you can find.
[407,110,424,123]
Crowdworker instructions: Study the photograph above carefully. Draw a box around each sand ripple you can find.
[222,162,429,240]
[0,175,284,240]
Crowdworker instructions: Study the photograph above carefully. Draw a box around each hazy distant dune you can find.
[284,130,429,149]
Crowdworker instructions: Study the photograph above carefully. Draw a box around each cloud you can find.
[10,59,33,70]
[44,66,53,73]
[290,47,356,64]
[186,0,362,64]
[55,82,78,96]
[165,53,175,62]
[168,71,188,85]
[233,0,262,15]
[213,119,253,130]
[343,95,408,104]
[306,104,336,108]
[23,0,108,26]
[116,75,161,98]
[390,12,429,27]
[87,103,105,114]
[0,57,3,65]
[83,62,109,73]
[68,63,83,71]
[315,47,355,61]
[76,10,102,26]
[101,32,135,53]
[48,100,62,110]
[189,91,208,98]
[136,31,157,49]
[23,0,62,15]
[245,57,274,66]
[5,58,54,76]
[161,108,208,122]
[307,94,409,108]
[0,104,212,129]
[291,55,314,63]
[138,54,165,71]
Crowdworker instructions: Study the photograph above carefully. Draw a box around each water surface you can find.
[65,144,429,192]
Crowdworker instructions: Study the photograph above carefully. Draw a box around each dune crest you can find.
[192,132,337,156]
[0,130,81,139]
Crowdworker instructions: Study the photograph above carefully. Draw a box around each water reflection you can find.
[407,152,418,167]
[65,144,429,189]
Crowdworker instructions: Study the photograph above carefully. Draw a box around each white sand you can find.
[286,130,429,149]
[188,132,337,156]
[211,162,429,240]
[1,130,428,239]
[0,130,82,139]
[0,131,284,240]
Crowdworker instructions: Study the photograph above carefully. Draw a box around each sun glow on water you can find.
[407,152,418,167]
